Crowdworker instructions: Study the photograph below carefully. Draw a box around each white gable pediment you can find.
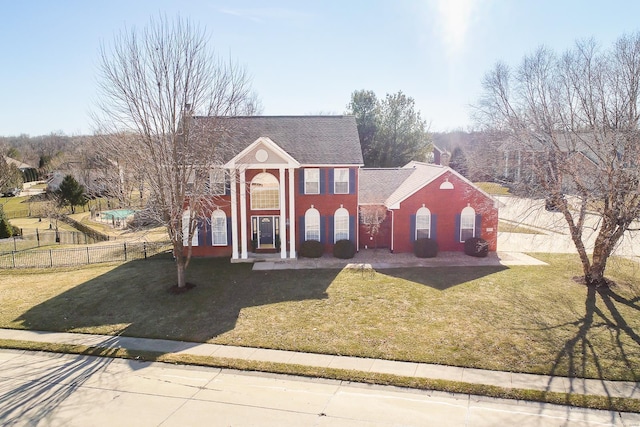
[224,137,300,169]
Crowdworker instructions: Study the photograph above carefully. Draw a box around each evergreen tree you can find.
[0,206,12,238]
[449,146,469,176]
[57,174,86,214]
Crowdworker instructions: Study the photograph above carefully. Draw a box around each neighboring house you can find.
[185,116,498,261]
[359,162,498,253]
[4,156,38,183]
[46,171,65,192]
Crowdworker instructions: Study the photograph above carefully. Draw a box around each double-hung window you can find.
[211,210,227,245]
[460,206,475,242]
[304,168,320,194]
[416,207,431,239]
[334,168,349,194]
[334,207,349,242]
[305,208,320,241]
[208,168,225,195]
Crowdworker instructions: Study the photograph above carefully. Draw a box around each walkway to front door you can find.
[252,216,280,249]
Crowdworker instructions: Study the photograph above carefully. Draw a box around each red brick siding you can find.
[391,171,498,253]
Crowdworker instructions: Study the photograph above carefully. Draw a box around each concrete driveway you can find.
[1,349,637,427]
[496,196,640,258]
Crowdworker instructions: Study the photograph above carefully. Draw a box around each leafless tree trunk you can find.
[476,34,640,287]
[93,15,258,288]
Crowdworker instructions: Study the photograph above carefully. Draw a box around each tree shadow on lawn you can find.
[13,256,337,344]
[378,265,509,290]
[528,280,640,409]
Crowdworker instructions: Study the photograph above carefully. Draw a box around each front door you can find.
[259,216,274,247]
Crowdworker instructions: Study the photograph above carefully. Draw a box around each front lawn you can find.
[1,254,638,381]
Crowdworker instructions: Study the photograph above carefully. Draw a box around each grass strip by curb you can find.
[1,339,638,414]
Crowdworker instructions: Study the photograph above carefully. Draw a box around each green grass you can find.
[2,338,638,413]
[498,220,544,234]
[474,182,511,196]
[1,254,639,383]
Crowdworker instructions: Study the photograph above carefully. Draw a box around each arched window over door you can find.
[250,172,279,210]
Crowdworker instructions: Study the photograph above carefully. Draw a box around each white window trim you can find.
[211,210,227,246]
[209,168,226,195]
[182,210,198,247]
[305,208,320,241]
[334,168,349,194]
[250,172,280,210]
[304,168,320,195]
[460,206,475,242]
[334,207,349,243]
[416,206,431,239]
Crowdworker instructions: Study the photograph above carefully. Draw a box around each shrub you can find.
[0,218,12,238]
[464,237,489,257]
[413,238,438,258]
[333,239,356,259]
[299,240,323,258]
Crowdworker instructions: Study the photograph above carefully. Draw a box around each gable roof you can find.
[4,156,32,170]
[359,161,495,209]
[191,115,363,166]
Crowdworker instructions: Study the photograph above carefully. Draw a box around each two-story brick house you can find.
[185,115,498,261]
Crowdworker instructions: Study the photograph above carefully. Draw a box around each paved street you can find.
[1,349,639,426]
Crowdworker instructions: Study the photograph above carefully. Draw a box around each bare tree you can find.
[93,16,258,288]
[476,34,640,287]
[359,205,387,249]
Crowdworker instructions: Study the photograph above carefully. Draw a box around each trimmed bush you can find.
[464,237,489,257]
[299,240,324,258]
[413,238,438,258]
[333,239,356,259]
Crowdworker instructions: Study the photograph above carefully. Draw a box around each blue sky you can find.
[2,0,640,136]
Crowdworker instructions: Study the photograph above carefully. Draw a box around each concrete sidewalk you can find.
[1,328,637,400]
[252,250,547,271]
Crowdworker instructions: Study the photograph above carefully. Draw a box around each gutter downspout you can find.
[390,209,394,253]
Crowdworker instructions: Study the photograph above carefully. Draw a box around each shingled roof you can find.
[191,115,363,166]
[359,162,493,209]
[358,168,413,204]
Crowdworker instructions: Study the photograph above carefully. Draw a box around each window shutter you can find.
[475,214,482,238]
[225,175,231,196]
[299,216,305,243]
[328,216,334,244]
[299,170,305,194]
[410,214,416,242]
[349,215,355,243]
[204,220,212,247]
[430,214,437,241]
[349,169,356,194]
[197,219,205,247]
[455,214,461,242]
[319,169,326,194]
[320,216,326,244]
[328,169,334,195]
[226,217,232,246]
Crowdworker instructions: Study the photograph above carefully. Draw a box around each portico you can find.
[225,137,299,261]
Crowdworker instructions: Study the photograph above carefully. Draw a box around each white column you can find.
[230,169,239,260]
[240,169,248,259]
[288,168,296,258]
[279,167,286,259]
